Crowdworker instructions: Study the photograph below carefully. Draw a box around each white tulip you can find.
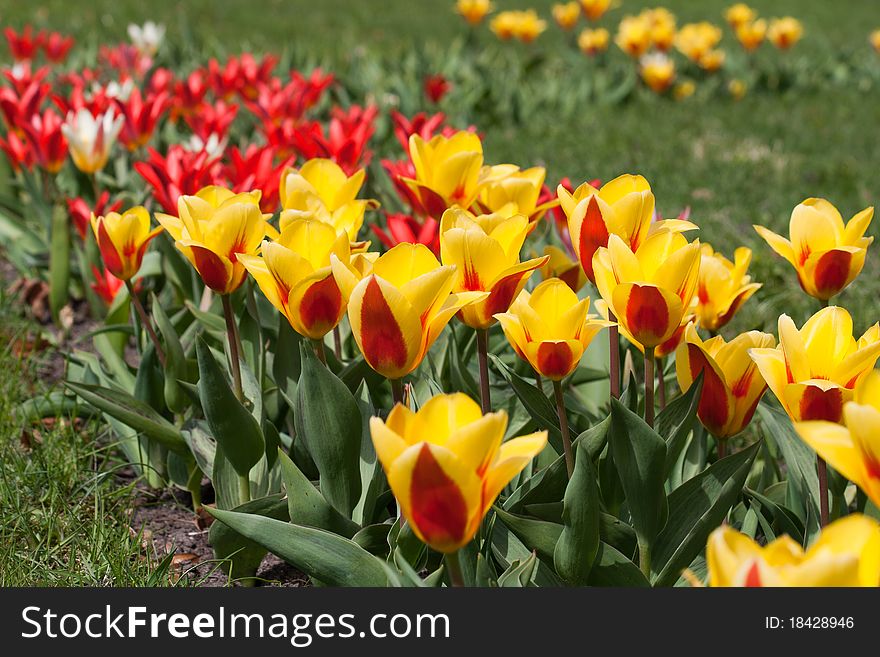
[61,109,124,174]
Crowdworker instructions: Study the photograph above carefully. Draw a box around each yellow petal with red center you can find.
[422,291,488,357]
[809,514,880,586]
[461,257,547,329]
[777,314,811,383]
[799,306,854,380]
[481,431,548,516]
[201,202,266,261]
[400,265,456,324]
[440,227,508,293]
[410,393,484,446]
[801,246,865,300]
[373,243,441,288]
[842,206,874,245]
[329,253,363,301]
[569,195,611,283]
[748,346,789,412]
[388,442,482,553]
[707,525,764,587]
[790,199,845,265]
[713,283,762,331]
[608,189,655,250]
[843,403,880,506]
[653,239,701,305]
[369,416,409,474]
[606,233,644,285]
[348,275,421,379]
[613,283,682,348]
[299,159,363,210]
[715,331,775,435]
[445,411,508,475]
[753,225,796,266]
[183,242,235,293]
[93,217,125,279]
[794,419,866,491]
[238,252,286,314]
[676,337,734,437]
[494,311,529,360]
[782,380,849,422]
[437,152,483,205]
[525,339,584,380]
[288,271,345,339]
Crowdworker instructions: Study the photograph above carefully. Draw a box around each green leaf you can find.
[48,205,70,323]
[497,552,539,587]
[554,444,601,585]
[656,372,703,479]
[151,293,188,414]
[652,442,760,586]
[493,507,561,562]
[64,381,185,452]
[207,508,387,587]
[588,542,650,587]
[196,337,264,477]
[609,398,668,549]
[209,494,289,583]
[490,354,562,451]
[277,450,359,537]
[294,342,362,518]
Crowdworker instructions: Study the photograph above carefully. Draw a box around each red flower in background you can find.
[148,68,174,96]
[223,144,294,212]
[3,63,51,96]
[183,99,238,140]
[372,213,440,256]
[52,77,117,117]
[134,145,222,213]
[286,104,377,175]
[42,32,74,63]
[116,88,169,151]
[381,158,426,215]
[4,26,45,62]
[67,192,123,240]
[424,74,451,103]
[90,265,126,304]
[170,69,208,120]
[0,72,50,130]
[99,43,153,80]
[21,109,67,173]
[390,111,447,152]
[0,130,34,171]
[247,68,334,127]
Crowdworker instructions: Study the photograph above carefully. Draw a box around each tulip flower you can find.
[616,15,652,58]
[239,217,349,350]
[541,245,587,293]
[373,213,440,256]
[675,22,723,63]
[90,265,125,305]
[0,130,34,171]
[871,30,880,54]
[68,191,123,240]
[642,7,676,52]
[440,208,548,412]
[495,278,611,475]
[42,32,74,63]
[593,230,701,426]
[579,0,614,22]
[553,2,581,31]
[754,198,873,303]
[282,105,377,176]
[476,165,555,228]
[61,108,124,174]
[21,109,67,173]
[698,49,726,72]
[695,244,761,332]
[724,3,756,30]
[676,324,774,453]
[455,0,494,26]
[795,371,880,510]
[127,21,165,57]
[370,392,547,583]
[279,158,376,242]
[513,10,547,43]
[640,53,676,94]
[115,87,169,151]
[134,145,223,214]
[578,28,610,56]
[735,20,766,52]
[707,515,880,587]
[750,307,880,525]
[768,17,803,50]
[424,74,451,104]
[223,144,294,214]
[4,26,44,62]
[331,243,486,395]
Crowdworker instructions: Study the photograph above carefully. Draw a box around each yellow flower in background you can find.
[640,53,676,93]
[553,2,581,31]
[455,0,494,26]
[578,27,610,55]
[754,198,874,302]
[673,81,696,101]
[402,131,484,217]
[675,22,723,63]
[707,515,880,587]
[592,230,701,349]
[616,15,652,58]
[90,206,163,281]
[642,7,677,52]
[331,243,486,380]
[541,245,587,293]
[156,186,273,295]
[238,218,350,340]
[439,208,548,329]
[676,324,774,438]
[768,17,803,50]
[370,393,547,553]
[698,49,726,72]
[724,3,756,30]
[695,244,761,332]
[495,278,612,380]
[490,11,519,40]
[579,0,615,22]
[749,307,880,423]
[279,159,376,242]
[871,30,880,54]
[476,164,554,226]
[728,78,747,100]
[513,10,548,43]
[736,19,766,52]
[796,371,880,509]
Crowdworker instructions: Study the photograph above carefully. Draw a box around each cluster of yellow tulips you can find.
[89,120,880,585]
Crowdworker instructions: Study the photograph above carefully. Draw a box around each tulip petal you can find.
[410,393,484,446]
[783,381,848,423]
[570,195,609,283]
[369,417,409,474]
[185,243,234,293]
[842,207,874,245]
[613,283,682,348]
[525,339,584,380]
[481,432,548,517]
[795,419,865,490]
[289,273,344,339]
[445,411,508,475]
[753,225,796,266]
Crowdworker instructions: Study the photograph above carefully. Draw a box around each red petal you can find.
[625,285,670,344]
[687,344,730,436]
[536,341,575,379]
[299,276,343,336]
[798,385,844,423]
[577,195,609,284]
[813,250,852,298]
[409,444,469,551]
[359,277,408,372]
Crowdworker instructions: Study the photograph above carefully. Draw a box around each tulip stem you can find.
[312,338,327,365]
[476,328,491,414]
[817,456,830,527]
[390,378,405,406]
[125,280,166,368]
[657,356,666,410]
[553,379,574,478]
[609,312,620,399]
[445,550,465,588]
[238,473,250,506]
[534,370,545,395]
[638,540,651,580]
[221,294,243,402]
[716,436,727,460]
[333,326,342,361]
[644,347,655,429]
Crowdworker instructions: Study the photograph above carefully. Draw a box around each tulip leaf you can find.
[497,552,539,587]
[196,337,264,477]
[151,293,188,414]
[652,442,760,587]
[493,507,562,562]
[490,518,563,586]
[208,493,289,583]
[64,381,186,452]
[294,342,362,518]
[48,204,70,323]
[588,542,650,587]
[609,398,668,550]
[181,420,216,479]
[352,524,393,556]
[554,444,601,585]
[656,372,703,480]
[207,508,387,586]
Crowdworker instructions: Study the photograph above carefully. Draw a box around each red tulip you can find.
[0,75,49,130]
[67,192,123,240]
[0,130,34,171]
[286,104,377,175]
[183,99,238,140]
[115,88,169,151]
[223,144,293,213]
[390,110,447,152]
[372,213,440,256]
[381,158,428,217]
[42,32,74,63]
[98,43,152,79]
[4,26,45,62]
[90,264,133,305]
[20,109,67,173]
[424,74,451,103]
[247,68,334,126]
[147,68,174,96]
[134,145,222,213]
[170,69,208,120]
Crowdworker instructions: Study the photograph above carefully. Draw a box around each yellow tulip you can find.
[640,53,676,94]
[455,0,493,26]
[754,198,874,302]
[476,164,555,227]
[695,244,762,332]
[552,2,581,31]
[330,243,486,380]
[370,393,547,553]
[494,278,612,380]
[402,131,484,217]
[578,28,610,56]
[749,307,880,423]
[541,245,587,293]
[238,217,350,340]
[592,230,702,349]
[707,515,880,586]
[728,78,747,100]
[675,22,723,62]
[515,10,548,43]
[768,17,803,50]
[697,49,726,72]
[641,7,677,52]
[724,3,756,30]
[616,15,652,58]
[279,158,376,242]
[795,371,880,509]
[736,19,766,52]
[673,81,696,101]
[579,0,614,23]
[676,324,774,438]
[90,206,163,281]
[489,11,519,40]
[155,186,273,295]
[439,208,548,330]
[871,30,880,54]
